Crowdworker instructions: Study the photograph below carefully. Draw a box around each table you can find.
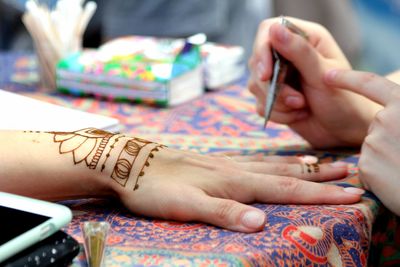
[1,52,398,267]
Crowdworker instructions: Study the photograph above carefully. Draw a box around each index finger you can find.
[325,69,399,106]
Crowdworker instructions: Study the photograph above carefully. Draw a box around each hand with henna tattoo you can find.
[0,128,364,232]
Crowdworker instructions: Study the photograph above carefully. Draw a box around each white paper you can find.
[0,89,120,132]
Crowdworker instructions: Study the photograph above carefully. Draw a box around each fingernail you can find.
[257,61,266,80]
[277,25,290,43]
[299,155,318,164]
[343,187,365,195]
[330,161,348,168]
[242,210,265,229]
[325,69,338,82]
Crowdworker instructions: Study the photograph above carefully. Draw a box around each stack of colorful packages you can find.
[56,36,245,106]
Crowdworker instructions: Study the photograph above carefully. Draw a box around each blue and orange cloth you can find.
[1,52,399,266]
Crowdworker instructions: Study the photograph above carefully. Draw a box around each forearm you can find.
[0,129,123,201]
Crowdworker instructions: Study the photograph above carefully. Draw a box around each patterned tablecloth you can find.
[1,52,398,266]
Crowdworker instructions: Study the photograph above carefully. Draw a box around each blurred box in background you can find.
[201,42,245,90]
[56,35,246,107]
[57,36,203,107]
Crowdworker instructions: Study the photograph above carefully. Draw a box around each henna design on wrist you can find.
[47,128,165,191]
[111,137,165,190]
[48,128,116,169]
[101,134,125,172]
[133,145,164,190]
[23,130,44,143]
[23,131,42,133]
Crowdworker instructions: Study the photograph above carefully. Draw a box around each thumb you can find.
[191,194,266,232]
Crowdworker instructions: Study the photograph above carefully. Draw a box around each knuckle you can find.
[363,133,386,154]
[297,41,313,56]
[373,107,400,139]
[214,200,237,222]
[271,163,290,175]
[362,72,378,82]
[277,176,303,195]
[374,110,387,125]
[363,134,378,151]
[359,72,378,88]
[216,164,241,183]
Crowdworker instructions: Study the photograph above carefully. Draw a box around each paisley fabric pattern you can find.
[1,53,397,266]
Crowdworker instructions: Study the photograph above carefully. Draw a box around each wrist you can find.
[88,170,119,199]
[96,134,168,201]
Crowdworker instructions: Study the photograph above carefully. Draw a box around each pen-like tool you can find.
[263,17,308,128]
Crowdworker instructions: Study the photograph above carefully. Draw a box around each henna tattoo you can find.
[312,163,320,173]
[132,145,164,191]
[89,133,112,169]
[111,137,164,190]
[23,130,43,133]
[304,163,320,174]
[101,134,125,172]
[23,130,43,143]
[49,128,116,169]
[111,138,145,186]
[305,163,312,173]
[48,128,165,191]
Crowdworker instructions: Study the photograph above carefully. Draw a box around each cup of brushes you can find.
[22,0,97,90]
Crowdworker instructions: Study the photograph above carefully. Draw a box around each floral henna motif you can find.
[47,128,165,191]
[49,128,116,169]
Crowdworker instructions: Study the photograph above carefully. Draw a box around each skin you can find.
[325,69,400,216]
[0,129,364,233]
[248,17,382,148]
[385,69,400,84]
[248,16,400,216]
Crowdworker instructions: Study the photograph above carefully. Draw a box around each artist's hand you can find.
[248,17,381,148]
[113,147,364,233]
[325,69,400,216]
